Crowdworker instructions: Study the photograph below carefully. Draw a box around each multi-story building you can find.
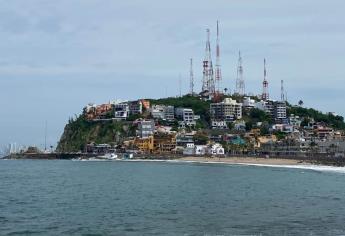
[210,98,242,123]
[164,106,175,121]
[289,114,302,128]
[175,108,196,126]
[274,101,287,120]
[151,105,175,121]
[153,133,176,154]
[257,100,287,122]
[85,103,113,120]
[243,97,256,109]
[137,120,155,138]
[211,120,228,129]
[128,100,143,115]
[134,136,154,153]
[114,102,129,120]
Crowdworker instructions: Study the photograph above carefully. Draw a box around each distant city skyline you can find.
[1,0,345,147]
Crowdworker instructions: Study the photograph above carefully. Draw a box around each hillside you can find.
[57,116,136,152]
[57,95,345,153]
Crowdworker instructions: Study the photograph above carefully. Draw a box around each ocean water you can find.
[1,160,345,235]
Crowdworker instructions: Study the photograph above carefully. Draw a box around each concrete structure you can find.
[85,103,113,120]
[274,101,287,120]
[153,133,176,154]
[209,143,225,155]
[195,145,208,155]
[176,134,194,147]
[211,120,228,129]
[256,100,287,122]
[134,136,154,153]
[128,100,143,115]
[151,105,175,121]
[243,97,256,108]
[289,114,302,128]
[164,106,175,121]
[183,143,195,155]
[210,98,242,123]
[137,120,155,138]
[175,108,196,126]
[114,102,129,120]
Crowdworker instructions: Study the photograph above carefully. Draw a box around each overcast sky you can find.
[1,0,345,149]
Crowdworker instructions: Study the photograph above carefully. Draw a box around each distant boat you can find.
[97,153,118,160]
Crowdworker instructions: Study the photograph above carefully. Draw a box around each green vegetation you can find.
[288,106,345,129]
[57,95,345,153]
[57,115,133,152]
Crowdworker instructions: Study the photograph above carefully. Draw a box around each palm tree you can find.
[298,100,304,107]
[224,88,228,95]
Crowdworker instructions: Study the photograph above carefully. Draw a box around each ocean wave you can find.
[165,159,345,174]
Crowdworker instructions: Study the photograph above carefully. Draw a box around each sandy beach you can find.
[178,156,303,165]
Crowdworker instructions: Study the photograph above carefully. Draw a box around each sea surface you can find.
[1,160,345,236]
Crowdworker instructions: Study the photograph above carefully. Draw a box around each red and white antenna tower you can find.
[236,51,245,96]
[190,58,194,95]
[262,59,269,101]
[215,20,222,94]
[202,29,214,94]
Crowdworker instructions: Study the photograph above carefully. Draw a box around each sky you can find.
[0,0,345,149]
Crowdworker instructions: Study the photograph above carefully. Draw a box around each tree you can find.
[245,121,253,131]
[298,100,304,107]
[260,122,270,136]
[193,132,209,145]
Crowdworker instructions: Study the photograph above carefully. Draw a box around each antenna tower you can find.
[262,59,269,101]
[281,80,285,102]
[215,21,222,94]
[202,29,214,94]
[190,58,194,95]
[236,51,245,95]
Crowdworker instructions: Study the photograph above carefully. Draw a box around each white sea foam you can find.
[164,159,345,174]
[71,158,345,174]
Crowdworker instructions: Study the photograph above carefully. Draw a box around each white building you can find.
[175,108,196,126]
[151,105,175,121]
[289,114,302,128]
[208,143,225,155]
[255,100,287,121]
[183,143,195,155]
[211,120,228,129]
[195,145,208,155]
[114,102,129,120]
[137,120,155,138]
[243,97,256,108]
[210,98,242,122]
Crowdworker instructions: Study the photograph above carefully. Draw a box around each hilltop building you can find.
[114,102,130,120]
[175,108,196,126]
[210,98,242,123]
[128,100,143,115]
[150,105,175,121]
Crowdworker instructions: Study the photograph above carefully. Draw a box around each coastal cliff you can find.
[57,95,345,154]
